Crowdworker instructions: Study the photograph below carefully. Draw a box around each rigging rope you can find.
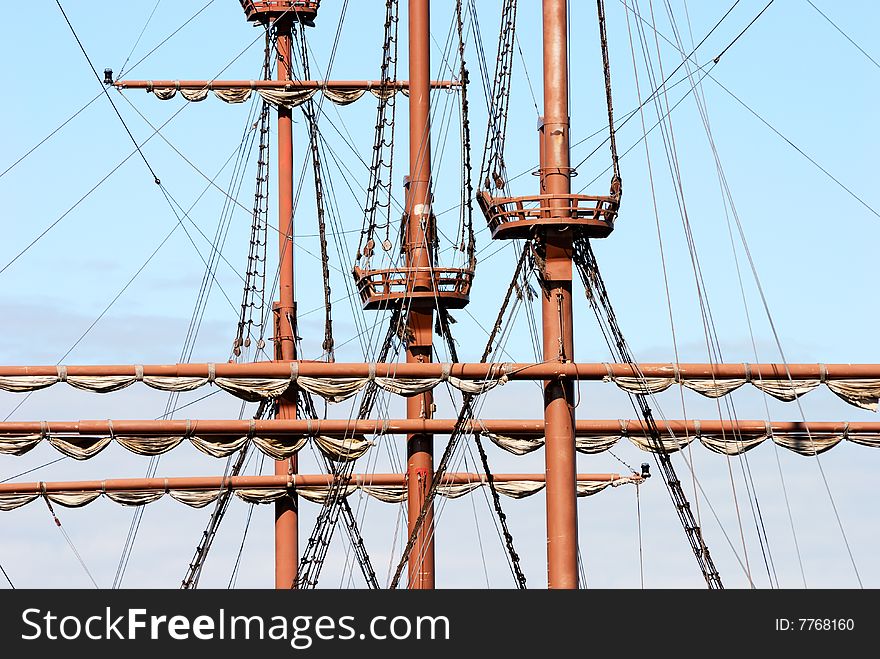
[180,402,268,590]
[466,0,493,103]
[625,0,861,584]
[635,0,773,587]
[434,245,531,589]
[42,493,99,588]
[227,454,262,589]
[456,0,477,270]
[597,0,622,195]
[1,457,68,484]
[117,0,162,77]
[1,135,253,426]
[0,562,13,589]
[294,24,335,361]
[356,0,400,266]
[805,0,880,71]
[572,237,723,589]
[1,0,216,179]
[0,91,103,180]
[295,310,401,589]
[391,246,532,589]
[294,3,402,589]
[54,0,161,184]
[112,60,268,589]
[478,0,517,192]
[297,389,380,589]
[233,35,273,360]
[664,0,771,587]
[118,0,217,78]
[312,131,379,357]
[181,447,251,588]
[0,9,274,281]
[626,0,737,585]
[572,0,742,175]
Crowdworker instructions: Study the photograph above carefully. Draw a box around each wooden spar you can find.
[0,472,640,496]
[3,362,875,379]
[113,79,457,90]
[2,419,875,436]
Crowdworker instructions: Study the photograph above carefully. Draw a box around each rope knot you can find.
[440,363,451,381]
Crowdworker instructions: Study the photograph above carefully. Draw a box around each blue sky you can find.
[0,0,878,589]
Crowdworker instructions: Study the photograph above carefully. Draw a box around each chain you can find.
[573,236,722,589]
[479,0,517,192]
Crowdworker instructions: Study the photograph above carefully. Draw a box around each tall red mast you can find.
[540,0,578,589]
[273,15,299,590]
[404,0,436,591]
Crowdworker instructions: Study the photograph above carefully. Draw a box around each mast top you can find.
[240,0,320,27]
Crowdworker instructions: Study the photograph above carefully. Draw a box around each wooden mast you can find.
[404,0,436,590]
[541,0,578,589]
[273,14,299,590]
